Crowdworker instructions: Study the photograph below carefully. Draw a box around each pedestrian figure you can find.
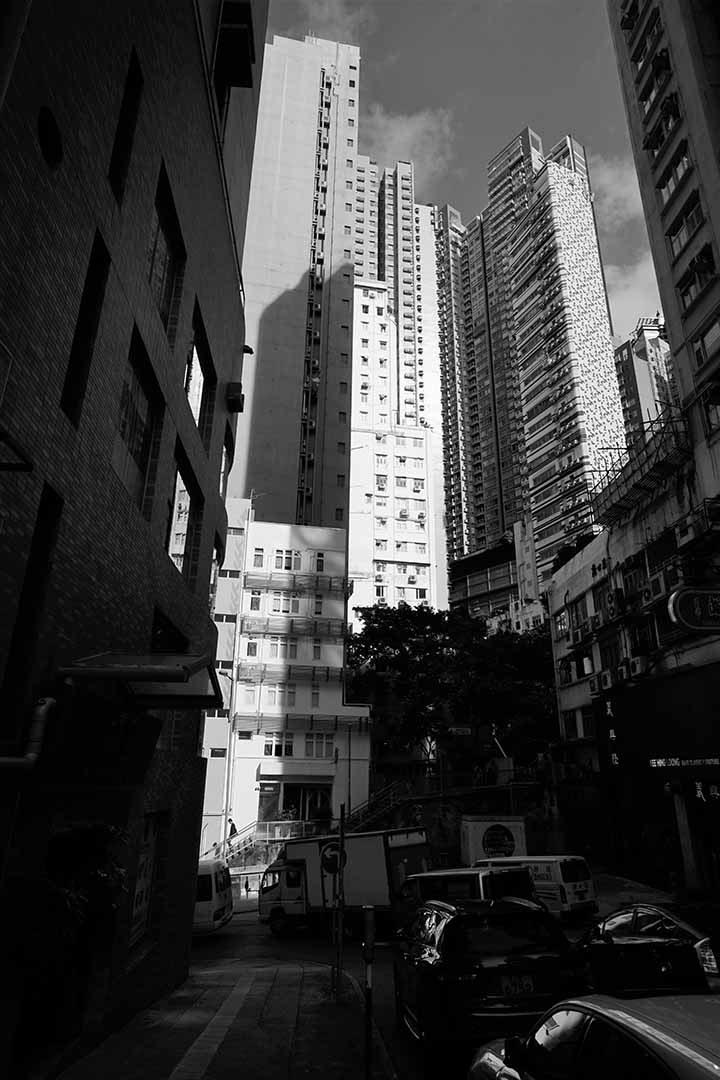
[228,818,238,838]
[245,876,250,899]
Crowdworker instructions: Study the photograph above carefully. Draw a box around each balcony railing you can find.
[590,408,692,526]
[240,615,346,637]
[243,570,352,595]
[254,819,338,842]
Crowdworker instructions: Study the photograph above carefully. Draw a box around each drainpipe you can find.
[0,696,55,769]
[0,696,55,888]
[0,0,32,114]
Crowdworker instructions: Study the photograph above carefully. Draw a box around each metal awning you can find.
[59,652,223,709]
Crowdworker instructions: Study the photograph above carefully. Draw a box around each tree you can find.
[346,604,556,770]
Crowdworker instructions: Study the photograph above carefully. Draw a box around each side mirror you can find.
[504,1035,525,1068]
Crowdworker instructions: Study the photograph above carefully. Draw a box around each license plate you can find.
[500,974,534,996]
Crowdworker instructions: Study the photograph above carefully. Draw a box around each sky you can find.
[266,0,662,341]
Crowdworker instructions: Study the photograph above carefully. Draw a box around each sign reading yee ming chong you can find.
[669,587,720,631]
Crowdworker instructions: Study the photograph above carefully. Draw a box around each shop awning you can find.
[59,652,223,709]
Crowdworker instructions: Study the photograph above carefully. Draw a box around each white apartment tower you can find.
[202,500,370,849]
[509,149,626,583]
[347,159,448,616]
[230,35,362,526]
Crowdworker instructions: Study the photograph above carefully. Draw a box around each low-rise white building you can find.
[201,499,370,851]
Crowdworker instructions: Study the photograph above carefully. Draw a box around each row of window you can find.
[375,586,427,600]
[245,634,332,659]
[251,548,327,571]
[264,732,334,758]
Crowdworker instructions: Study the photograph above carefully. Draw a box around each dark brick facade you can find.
[0,0,266,1072]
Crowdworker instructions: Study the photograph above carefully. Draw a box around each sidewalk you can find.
[594,870,672,917]
[59,961,395,1080]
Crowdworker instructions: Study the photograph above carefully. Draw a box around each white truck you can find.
[258,827,430,935]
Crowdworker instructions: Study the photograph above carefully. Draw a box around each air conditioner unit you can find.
[630,656,649,678]
[304,487,313,498]
[590,613,602,631]
[617,660,631,682]
[589,675,601,696]
[418,511,426,519]
[375,574,384,582]
[408,575,417,583]
[600,669,615,691]
[572,627,583,644]
[399,509,409,518]
[642,571,666,607]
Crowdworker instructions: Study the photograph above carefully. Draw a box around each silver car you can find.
[467,994,720,1079]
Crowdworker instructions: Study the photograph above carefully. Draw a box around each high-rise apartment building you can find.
[614,315,678,450]
[510,148,626,582]
[346,159,448,615]
[230,35,361,526]
[442,127,624,613]
[606,1,720,497]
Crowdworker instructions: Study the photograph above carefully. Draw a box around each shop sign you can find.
[649,756,720,768]
[668,587,720,631]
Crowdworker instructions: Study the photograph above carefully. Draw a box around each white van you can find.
[472,855,597,917]
[193,858,233,933]
[396,865,540,921]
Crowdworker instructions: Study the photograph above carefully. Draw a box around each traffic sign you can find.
[668,587,720,631]
[321,840,347,875]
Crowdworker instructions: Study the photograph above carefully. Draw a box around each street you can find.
[192,901,473,1080]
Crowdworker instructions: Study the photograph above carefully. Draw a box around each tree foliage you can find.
[346,603,556,766]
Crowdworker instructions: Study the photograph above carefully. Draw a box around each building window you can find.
[250,591,261,611]
[316,551,325,571]
[337,441,346,454]
[184,304,216,448]
[375,585,386,598]
[311,684,320,708]
[61,231,111,426]
[313,638,322,659]
[678,245,716,312]
[253,547,264,568]
[306,734,334,758]
[271,591,301,614]
[657,141,691,206]
[667,192,704,260]
[337,473,346,488]
[108,49,143,203]
[166,455,202,584]
[339,381,348,394]
[275,549,302,570]
[693,315,720,370]
[246,639,258,657]
[147,164,186,342]
[335,507,343,522]
[219,426,234,498]
[264,732,293,757]
[314,594,323,615]
[112,329,160,513]
[269,636,298,659]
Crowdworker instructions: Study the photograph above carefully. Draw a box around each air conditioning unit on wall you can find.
[630,656,649,678]
[600,669,615,691]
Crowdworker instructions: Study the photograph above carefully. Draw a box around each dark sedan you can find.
[580,902,720,993]
[393,897,586,1049]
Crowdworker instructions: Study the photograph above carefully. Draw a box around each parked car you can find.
[580,903,720,992]
[467,993,720,1079]
[393,898,586,1048]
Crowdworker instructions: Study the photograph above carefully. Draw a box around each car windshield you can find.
[560,859,590,883]
[445,913,566,958]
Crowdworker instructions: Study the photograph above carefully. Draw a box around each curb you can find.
[344,969,399,1080]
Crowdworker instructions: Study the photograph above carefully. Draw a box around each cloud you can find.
[604,251,662,341]
[361,103,455,198]
[588,153,644,234]
[296,0,376,44]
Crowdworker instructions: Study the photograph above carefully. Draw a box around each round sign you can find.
[320,841,347,875]
[482,824,515,858]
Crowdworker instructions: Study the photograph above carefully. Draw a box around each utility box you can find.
[460,815,527,866]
